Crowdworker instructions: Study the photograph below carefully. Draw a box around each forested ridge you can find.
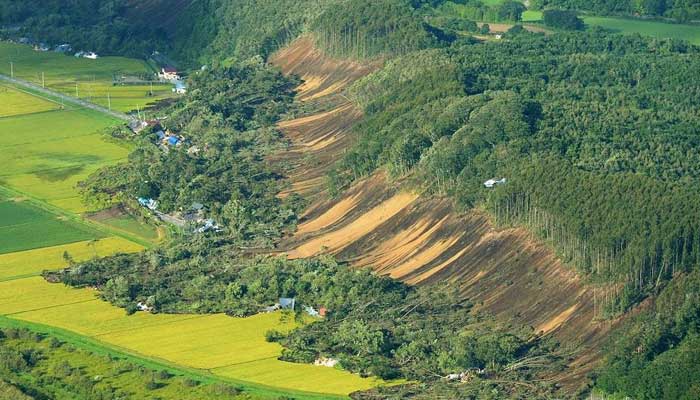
[3,0,699,398]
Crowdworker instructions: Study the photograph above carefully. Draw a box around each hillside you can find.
[4,1,700,399]
[270,37,612,393]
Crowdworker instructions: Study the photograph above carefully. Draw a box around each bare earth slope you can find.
[271,37,617,391]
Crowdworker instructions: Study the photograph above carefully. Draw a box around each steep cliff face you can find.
[271,37,620,391]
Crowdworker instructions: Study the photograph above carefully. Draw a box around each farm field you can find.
[0,104,129,213]
[0,198,102,254]
[0,237,143,281]
[89,209,160,241]
[0,276,381,396]
[520,10,700,44]
[0,42,174,112]
[0,84,60,117]
[583,16,700,44]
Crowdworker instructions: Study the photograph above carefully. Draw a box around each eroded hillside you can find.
[271,37,619,391]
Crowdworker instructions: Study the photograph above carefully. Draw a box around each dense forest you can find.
[6,0,699,398]
[337,30,700,317]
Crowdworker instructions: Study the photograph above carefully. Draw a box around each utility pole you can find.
[41,72,45,88]
[10,62,13,78]
[107,92,111,111]
[75,82,79,97]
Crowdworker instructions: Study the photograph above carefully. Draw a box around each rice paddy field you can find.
[0,102,128,213]
[0,84,60,117]
[0,41,382,399]
[0,198,102,254]
[0,275,382,396]
[0,237,144,281]
[0,42,174,112]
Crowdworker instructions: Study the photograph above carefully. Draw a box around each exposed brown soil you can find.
[269,36,376,199]
[270,37,618,393]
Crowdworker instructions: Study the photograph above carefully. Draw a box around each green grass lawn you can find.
[0,42,174,112]
[0,199,101,254]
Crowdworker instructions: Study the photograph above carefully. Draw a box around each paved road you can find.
[0,73,137,123]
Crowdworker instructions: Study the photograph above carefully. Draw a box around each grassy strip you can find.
[0,316,349,400]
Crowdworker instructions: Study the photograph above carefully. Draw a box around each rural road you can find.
[0,73,137,123]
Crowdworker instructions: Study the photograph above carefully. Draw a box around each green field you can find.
[584,16,700,44]
[0,103,130,213]
[0,42,174,112]
[0,198,101,254]
[0,84,60,117]
[519,10,700,44]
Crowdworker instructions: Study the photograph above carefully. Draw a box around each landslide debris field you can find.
[271,37,616,390]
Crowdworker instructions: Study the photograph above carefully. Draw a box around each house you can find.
[159,67,180,81]
[55,43,72,53]
[484,178,506,188]
[166,136,179,146]
[34,43,50,52]
[196,219,222,233]
[303,305,319,317]
[83,52,99,59]
[136,302,152,312]
[155,130,166,140]
[279,298,295,310]
[137,197,158,211]
[173,80,187,94]
[314,357,338,368]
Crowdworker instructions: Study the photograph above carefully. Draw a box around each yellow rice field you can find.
[0,237,144,281]
[0,85,60,117]
[0,276,382,395]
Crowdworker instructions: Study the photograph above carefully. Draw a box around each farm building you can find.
[484,178,506,188]
[159,67,180,81]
